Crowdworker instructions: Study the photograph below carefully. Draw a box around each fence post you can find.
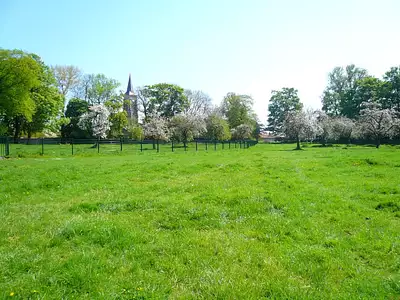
[205,141,208,151]
[214,141,217,151]
[229,141,230,149]
[196,141,198,151]
[157,140,159,153]
[140,140,143,152]
[41,138,44,155]
[5,137,10,156]
[97,137,100,153]
[172,140,174,152]
[120,137,123,151]
[222,141,224,150]
[184,141,187,151]
[71,139,74,156]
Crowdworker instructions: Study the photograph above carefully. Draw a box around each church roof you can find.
[125,74,133,95]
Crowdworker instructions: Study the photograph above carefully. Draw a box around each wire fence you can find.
[0,137,258,158]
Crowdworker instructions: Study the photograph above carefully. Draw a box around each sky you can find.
[1,0,400,123]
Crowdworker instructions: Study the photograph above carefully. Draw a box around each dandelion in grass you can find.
[10,292,15,296]
[136,287,143,291]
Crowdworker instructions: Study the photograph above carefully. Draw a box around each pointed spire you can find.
[125,73,132,95]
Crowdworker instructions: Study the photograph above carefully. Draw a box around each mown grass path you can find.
[0,144,399,299]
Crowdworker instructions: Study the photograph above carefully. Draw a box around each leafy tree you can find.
[184,90,212,117]
[322,65,368,117]
[74,74,120,105]
[357,102,399,148]
[170,114,206,144]
[146,83,189,118]
[143,114,170,141]
[231,124,253,140]
[283,110,318,150]
[383,66,400,112]
[62,98,90,138]
[105,94,128,138]
[0,49,41,140]
[222,93,256,129]
[267,88,302,134]
[205,113,231,141]
[136,86,151,122]
[127,122,144,140]
[349,77,388,118]
[23,59,64,139]
[78,104,111,139]
[51,65,81,97]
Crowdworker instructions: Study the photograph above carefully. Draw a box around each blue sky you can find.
[1,0,400,123]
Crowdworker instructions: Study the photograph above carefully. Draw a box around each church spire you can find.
[125,73,133,95]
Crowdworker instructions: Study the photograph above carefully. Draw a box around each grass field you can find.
[0,144,399,299]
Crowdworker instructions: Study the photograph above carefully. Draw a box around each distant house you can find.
[259,132,280,143]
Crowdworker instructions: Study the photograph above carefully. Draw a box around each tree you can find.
[221,93,256,129]
[184,90,212,117]
[73,74,120,105]
[267,88,302,134]
[170,114,206,145]
[105,94,128,138]
[146,83,189,118]
[78,104,111,139]
[205,113,231,141]
[357,102,399,148]
[350,77,387,118]
[143,114,170,141]
[136,86,151,122]
[383,66,400,112]
[315,110,332,146]
[62,98,90,138]
[322,65,368,117]
[330,117,354,143]
[283,110,317,150]
[51,65,81,97]
[0,49,41,140]
[231,124,253,140]
[23,59,64,139]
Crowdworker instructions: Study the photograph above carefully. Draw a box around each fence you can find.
[0,137,258,158]
[0,137,10,157]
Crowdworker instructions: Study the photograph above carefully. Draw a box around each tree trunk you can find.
[13,116,21,144]
[296,136,301,150]
[376,140,380,148]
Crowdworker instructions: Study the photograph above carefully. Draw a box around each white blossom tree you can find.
[170,114,206,144]
[231,124,253,140]
[143,114,170,141]
[315,110,332,146]
[330,117,354,143]
[358,102,399,148]
[78,104,111,139]
[283,110,318,150]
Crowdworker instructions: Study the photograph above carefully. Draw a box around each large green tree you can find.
[61,98,90,138]
[73,74,120,105]
[321,65,368,117]
[0,49,40,139]
[383,66,400,112]
[221,93,256,129]
[146,83,189,118]
[0,49,64,141]
[267,88,302,134]
[23,57,64,138]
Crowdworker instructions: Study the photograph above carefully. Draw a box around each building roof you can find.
[125,74,133,95]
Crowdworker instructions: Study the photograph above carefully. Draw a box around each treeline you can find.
[267,65,400,148]
[0,49,260,143]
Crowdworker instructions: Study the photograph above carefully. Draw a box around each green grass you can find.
[0,144,399,299]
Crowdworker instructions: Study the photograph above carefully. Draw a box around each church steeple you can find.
[125,73,133,95]
[123,74,138,124]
